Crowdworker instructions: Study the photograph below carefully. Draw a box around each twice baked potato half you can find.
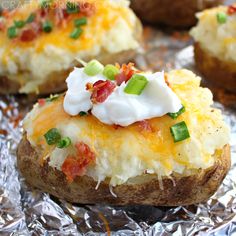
[190,5,236,92]
[130,0,224,28]
[0,0,142,94]
[17,61,230,206]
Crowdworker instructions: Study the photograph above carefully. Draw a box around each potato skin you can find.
[130,0,224,28]
[0,19,142,95]
[17,135,230,206]
[194,43,236,93]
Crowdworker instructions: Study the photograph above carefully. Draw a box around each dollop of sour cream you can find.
[63,68,182,126]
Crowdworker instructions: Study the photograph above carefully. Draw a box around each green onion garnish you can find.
[66,1,79,14]
[40,0,52,8]
[168,106,185,119]
[70,28,82,39]
[14,20,25,28]
[170,121,190,143]
[44,128,61,145]
[43,21,53,33]
[46,94,59,102]
[79,111,88,117]
[57,137,72,149]
[216,12,227,24]
[124,74,148,95]
[74,17,87,27]
[84,59,104,76]
[7,26,17,39]
[103,64,119,80]
[26,13,35,24]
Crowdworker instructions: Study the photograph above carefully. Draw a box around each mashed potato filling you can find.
[23,69,230,186]
[190,6,236,62]
[0,0,139,93]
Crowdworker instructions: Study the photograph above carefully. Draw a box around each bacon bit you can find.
[115,63,139,86]
[115,72,127,86]
[0,129,8,136]
[90,80,116,103]
[137,120,154,132]
[38,98,46,107]
[39,8,49,18]
[20,29,37,42]
[62,142,95,182]
[112,124,123,130]
[79,2,96,16]
[228,4,236,14]
[54,8,70,27]
[86,82,93,91]
[0,21,5,31]
[164,74,170,87]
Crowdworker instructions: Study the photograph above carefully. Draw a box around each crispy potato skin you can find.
[0,19,142,95]
[194,43,236,93]
[130,0,224,27]
[17,135,230,206]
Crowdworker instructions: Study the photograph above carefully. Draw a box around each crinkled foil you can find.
[1,26,236,235]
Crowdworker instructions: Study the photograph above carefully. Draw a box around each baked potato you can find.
[130,0,224,28]
[190,5,236,93]
[17,62,230,206]
[0,0,142,94]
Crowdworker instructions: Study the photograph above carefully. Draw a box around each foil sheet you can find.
[0,22,236,236]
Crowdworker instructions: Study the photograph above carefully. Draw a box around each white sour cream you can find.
[63,68,182,126]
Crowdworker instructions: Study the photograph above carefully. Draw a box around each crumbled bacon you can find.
[79,2,96,16]
[38,99,46,107]
[0,21,5,31]
[54,8,69,27]
[228,4,236,14]
[164,74,170,87]
[90,80,116,103]
[115,63,139,86]
[20,28,37,42]
[62,142,95,182]
[137,120,154,132]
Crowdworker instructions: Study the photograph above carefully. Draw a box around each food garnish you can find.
[124,74,148,95]
[168,106,185,119]
[170,121,190,143]
[44,128,72,148]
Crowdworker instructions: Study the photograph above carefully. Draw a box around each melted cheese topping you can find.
[0,0,140,93]
[190,6,236,62]
[23,69,230,186]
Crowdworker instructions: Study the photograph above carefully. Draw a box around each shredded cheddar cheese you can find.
[23,69,230,186]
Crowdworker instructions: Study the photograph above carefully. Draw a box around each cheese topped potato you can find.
[0,0,141,94]
[22,61,230,187]
[190,4,236,92]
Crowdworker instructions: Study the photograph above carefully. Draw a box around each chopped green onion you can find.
[46,94,59,102]
[57,137,72,148]
[43,21,53,33]
[40,0,52,8]
[14,20,25,28]
[7,26,17,39]
[70,28,82,39]
[26,13,35,24]
[79,111,88,116]
[124,74,148,95]
[216,12,227,24]
[170,121,190,143]
[168,106,185,119]
[84,59,104,76]
[44,128,61,145]
[66,1,79,14]
[74,17,87,27]
[103,64,119,80]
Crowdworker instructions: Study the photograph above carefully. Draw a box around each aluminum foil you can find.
[0,26,236,236]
